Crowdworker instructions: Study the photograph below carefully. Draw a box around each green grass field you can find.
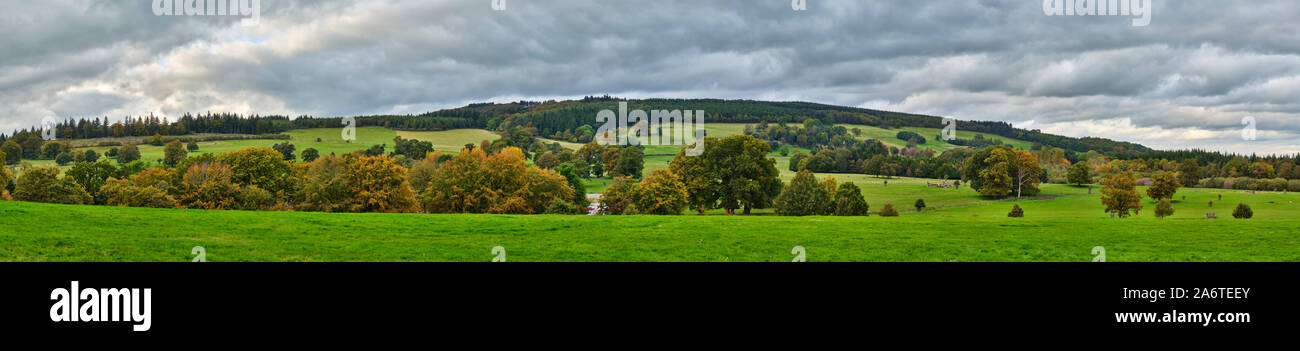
[2,180,1296,262]
[5,125,1296,262]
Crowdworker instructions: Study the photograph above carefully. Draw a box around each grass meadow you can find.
[4,125,1296,262]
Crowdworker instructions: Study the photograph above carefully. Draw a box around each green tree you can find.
[164,140,188,167]
[614,147,644,178]
[65,160,119,203]
[12,167,92,205]
[832,182,869,216]
[1,140,21,165]
[1101,171,1143,218]
[914,198,927,212]
[149,134,164,146]
[703,135,783,215]
[272,142,297,161]
[187,141,200,152]
[668,147,714,214]
[774,170,830,216]
[41,142,66,159]
[117,144,141,164]
[218,148,297,197]
[301,148,320,163]
[83,150,100,163]
[1146,171,1181,201]
[1067,162,1092,186]
[1177,159,1201,187]
[535,152,560,169]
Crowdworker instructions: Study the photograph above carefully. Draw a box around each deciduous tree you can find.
[1101,171,1143,218]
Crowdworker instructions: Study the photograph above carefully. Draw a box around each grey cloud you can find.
[2,0,1299,154]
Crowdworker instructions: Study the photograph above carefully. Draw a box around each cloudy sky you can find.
[2,0,1298,154]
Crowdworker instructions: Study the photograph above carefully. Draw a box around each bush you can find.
[1154,199,1174,218]
[832,182,869,216]
[1231,177,1257,191]
[1232,203,1253,219]
[596,176,639,215]
[235,185,276,211]
[187,141,200,152]
[879,203,899,217]
[106,147,118,157]
[1008,204,1024,217]
[543,198,585,215]
[914,198,926,212]
[84,150,100,163]
[1289,180,1300,192]
[0,165,14,193]
[100,176,176,209]
[55,152,73,165]
[12,167,92,205]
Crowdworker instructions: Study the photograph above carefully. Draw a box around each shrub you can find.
[100,177,176,209]
[1231,177,1257,191]
[879,203,899,217]
[1154,199,1174,218]
[12,167,92,205]
[55,152,73,165]
[544,198,586,215]
[0,165,14,193]
[1008,204,1024,217]
[832,182,869,216]
[914,198,926,212]
[235,185,276,211]
[597,176,639,215]
[187,141,200,152]
[1232,203,1253,219]
[1289,180,1300,192]
[84,150,100,163]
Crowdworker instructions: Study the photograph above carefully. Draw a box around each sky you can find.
[2,0,1298,155]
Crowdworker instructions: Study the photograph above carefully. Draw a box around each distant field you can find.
[3,185,1297,261]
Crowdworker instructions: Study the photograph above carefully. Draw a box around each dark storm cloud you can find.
[1,0,1298,153]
